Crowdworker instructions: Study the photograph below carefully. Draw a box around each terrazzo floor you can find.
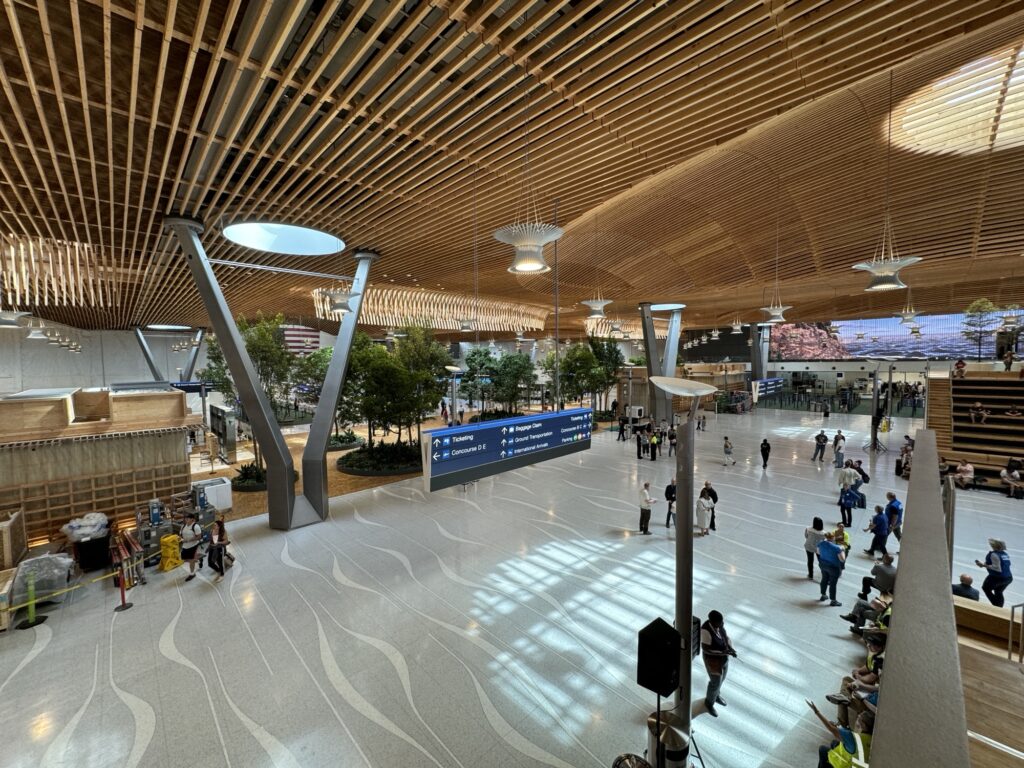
[1,409,1019,768]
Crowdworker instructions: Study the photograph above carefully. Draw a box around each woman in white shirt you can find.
[697,488,715,536]
[179,512,203,582]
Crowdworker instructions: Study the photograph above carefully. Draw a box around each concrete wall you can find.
[0,329,208,395]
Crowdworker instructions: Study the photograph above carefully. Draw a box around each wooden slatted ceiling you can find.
[1,1,1024,336]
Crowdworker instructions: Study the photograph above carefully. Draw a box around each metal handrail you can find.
[1010,603,1024,664]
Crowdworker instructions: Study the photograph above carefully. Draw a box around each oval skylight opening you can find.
[894,44,1024,155]
[222,221,344,256]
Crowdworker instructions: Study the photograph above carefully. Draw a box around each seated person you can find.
[827,668,881,728]
[953,459,975,489]
[832,523,852,557]
[953,358,967,378]
[1006,404,1023,418]
[852,601,892,638]
[848,634,886,688]
[901,449,912,479]
[903,434,915,450]
[841,591,893,627]
[808,701,873,768]
[1000,468,1022,497]
[969,401,991,424]
[859,553,897,600]
[952,573,980,601]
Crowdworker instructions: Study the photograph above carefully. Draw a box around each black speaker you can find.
[637,617,681,697]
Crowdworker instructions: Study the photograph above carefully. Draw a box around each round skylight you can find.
[222,221,344,256]
[895,46,1024,155]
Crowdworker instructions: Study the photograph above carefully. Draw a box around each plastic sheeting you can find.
[11,553,74,605]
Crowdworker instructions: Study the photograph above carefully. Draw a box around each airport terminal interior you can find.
[2,2,1024,767]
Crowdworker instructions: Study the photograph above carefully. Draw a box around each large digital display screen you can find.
[769,312,1008,360]
[422,408,592,492]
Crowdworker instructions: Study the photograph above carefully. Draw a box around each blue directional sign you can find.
[753,377,784,398]
[422,408,593,491]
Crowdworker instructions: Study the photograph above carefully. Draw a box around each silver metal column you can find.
[639,302,661,421]
[675,395,700,723]
[134,328,165,382]
[165,216,298,530]
[749,325,765,381]
[183,329,205,381]
[300,251,376,524]
[662,310,683,421]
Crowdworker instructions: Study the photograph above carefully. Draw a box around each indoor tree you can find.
[392,324,452,443]
[961,298,1000,361]
[459,346,497,411]
[291,344,362,443]
[197,312,294,471]
[491,352,536,413]
[588,335,625,411]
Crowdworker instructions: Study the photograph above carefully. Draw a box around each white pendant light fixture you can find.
[855,331,866,340]
[25,319,48,341]
[853,71,921,291]
[761,189,791,324]
[1001,307,1019,328]
[870,336,880,343]
[700,333,709,344]
[46,330,61,344]
[898,289,919,324]
[323,287,359,314]
[0,288,29,329]
[827,323,841,336]
[495,73,562,273]
[459,318,474,333]
[908,324,922,336]
[710,329,720,341]
[582,299,612,319]
[746,338,753,347]
[730,319,743,334]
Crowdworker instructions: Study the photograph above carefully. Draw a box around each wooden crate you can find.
[0,566,16,632]
[0,508,27,570]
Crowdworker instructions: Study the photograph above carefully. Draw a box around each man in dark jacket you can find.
[760,439,771,469]
[665,477,677,527]
[704,480,719,531]
[701,610,737,717]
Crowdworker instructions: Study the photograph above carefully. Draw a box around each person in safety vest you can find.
[807,699,873,768]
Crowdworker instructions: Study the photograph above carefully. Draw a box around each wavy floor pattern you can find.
[0,409,1016,768]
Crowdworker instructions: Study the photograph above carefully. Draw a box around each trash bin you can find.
[647,708,689,768]
[74,532,111,572]
[612,755,652,768]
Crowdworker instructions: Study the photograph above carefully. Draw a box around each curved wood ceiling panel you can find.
[0,0,1022,337]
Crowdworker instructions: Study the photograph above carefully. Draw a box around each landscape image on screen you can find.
[769,312,1000,360]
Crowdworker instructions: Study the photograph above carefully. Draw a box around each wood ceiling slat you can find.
[5,1,1024,333]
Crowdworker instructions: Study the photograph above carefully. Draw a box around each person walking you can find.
[760,438,771,469]
[179,512,203,582]
[812,430,828,462]
[976,539,1013,607]
[699,414,707,432]
[833,430,846,468]
[817,532,846,606]
[704,480,719,531]
[700,610,737,717]
[635,429,643,460]
[638,482,656,535]
[617,417,627,441]
[722,437,736,466]
[863,505,890,557]
[664,477,677,528]
[804,517,827,581]
[696,489,715,536]
[883,492,904,542]
[668,427,677,457]
[208,516,228,583]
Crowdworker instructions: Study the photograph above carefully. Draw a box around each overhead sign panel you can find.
[753,377,784,398]
[422,408,592,491]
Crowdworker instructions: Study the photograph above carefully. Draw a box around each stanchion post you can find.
[16,572,48,629]
[114,562,133,613]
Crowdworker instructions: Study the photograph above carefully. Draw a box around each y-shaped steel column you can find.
[134,328,165,382]
[165,215,374,528]
[300,250,376,524]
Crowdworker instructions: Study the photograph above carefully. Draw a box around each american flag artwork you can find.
[282,325,320,356]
